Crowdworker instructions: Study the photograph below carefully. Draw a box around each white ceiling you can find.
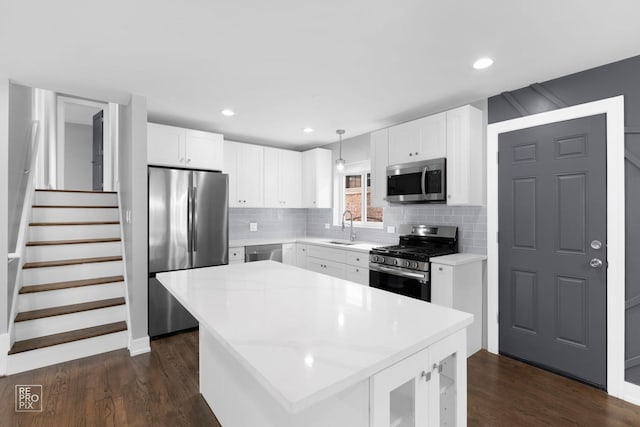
[1,1,639,149]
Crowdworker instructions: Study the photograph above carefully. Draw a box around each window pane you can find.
[345,174,363,221]
[366,173,383,222]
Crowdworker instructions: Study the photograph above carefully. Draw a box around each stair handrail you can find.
[6,120,41,352]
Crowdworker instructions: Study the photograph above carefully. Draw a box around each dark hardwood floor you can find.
[1,330,638,426]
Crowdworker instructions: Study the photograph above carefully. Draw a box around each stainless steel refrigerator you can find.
[148,166,229,337]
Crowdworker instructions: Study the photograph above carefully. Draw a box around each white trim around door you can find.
[486,96,626,399]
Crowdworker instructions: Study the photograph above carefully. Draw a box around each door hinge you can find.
[496,151,499,164]
[497,312,500,324]
[496,231,499,243]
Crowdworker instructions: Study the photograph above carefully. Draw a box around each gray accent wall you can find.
[487,54,640,385]
[306,206,487,254]
[64,123,93,190]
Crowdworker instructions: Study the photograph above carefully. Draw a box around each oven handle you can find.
[369,263,428,280]
[421,166,428,197]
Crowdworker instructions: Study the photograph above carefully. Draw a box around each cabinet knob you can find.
[356,257,360,261]
[313,201,316,204]
[238,199,242,203]
[415,152,418,155]
[447,195,452,199]
[187,158,191,163]
[180,158,185,162]
[409,153,413,156]
[243,200,246,203]
[356,269,359,272]
[421,371,431,382]
[439,267,443,271]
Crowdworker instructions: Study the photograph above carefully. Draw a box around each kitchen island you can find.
[157,261,473,427]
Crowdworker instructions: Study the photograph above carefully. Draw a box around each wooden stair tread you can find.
[32,205,118,209]
[35,189,117,194]
[23,256,122,269]
[8,321,127,354]
[15,297,126,322]
[29,221,120,226]
[26,238,121,247]
[20,275,125,294]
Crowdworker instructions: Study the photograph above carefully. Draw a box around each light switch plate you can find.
[250,222,258,232]
[387,226,396,233]
[324,223,330,229]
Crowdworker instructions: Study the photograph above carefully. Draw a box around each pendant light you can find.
[335,129,346,171]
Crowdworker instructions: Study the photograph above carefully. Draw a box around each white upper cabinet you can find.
[302,148,332,208]
[369,128,389,208]
[224,141,264,207]
[388,112,446,165]
[264,147,302,208]
[147,123,223,171]
[445,105,483,205]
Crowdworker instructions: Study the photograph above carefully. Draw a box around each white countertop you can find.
[157,261,473,413]
[229,237,383,254]
[430,253,487,266]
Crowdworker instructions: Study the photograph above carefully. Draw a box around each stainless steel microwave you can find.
[386,158,446,203]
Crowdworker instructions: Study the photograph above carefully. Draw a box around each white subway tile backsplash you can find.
[229,205,487,254]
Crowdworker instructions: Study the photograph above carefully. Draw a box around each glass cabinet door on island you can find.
[370,329,467,427]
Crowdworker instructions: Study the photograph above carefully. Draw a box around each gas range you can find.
[369,224,458,272]
[368,225,458,301]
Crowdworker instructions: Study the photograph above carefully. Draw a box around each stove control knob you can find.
[393,259,399,266]
[380,257,385,263]
[413,262,419,269]
[404,261,411,267]
[371,255,378,262]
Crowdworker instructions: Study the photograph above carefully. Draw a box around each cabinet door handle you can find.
[421,371,431,382]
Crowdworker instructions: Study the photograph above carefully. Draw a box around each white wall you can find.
[118,95,148,341]
[64,123,92,190]
[0,77,9,335]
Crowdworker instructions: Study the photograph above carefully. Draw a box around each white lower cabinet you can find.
[296,244,308,268]
[306,257,346,279]
[305,243,369,285]
[282,243,296,265]
[371,329,466,427]
[431,257,484,356]
[346,265,369,285]
[229,247,245,264]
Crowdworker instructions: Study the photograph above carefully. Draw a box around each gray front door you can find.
[92,111,104,191]
[498,114,607,388]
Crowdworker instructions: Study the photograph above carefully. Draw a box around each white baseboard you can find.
[622,381,640,406]
[0,333,9,376]
[129,336,150,356]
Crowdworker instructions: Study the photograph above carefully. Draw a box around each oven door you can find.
[369,263,430,302]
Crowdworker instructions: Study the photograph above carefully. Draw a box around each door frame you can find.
[56,96,112,190]
[487,96,626,398]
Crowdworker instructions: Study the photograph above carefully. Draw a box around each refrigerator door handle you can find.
[187,177,193,263]
[193,186,198,252]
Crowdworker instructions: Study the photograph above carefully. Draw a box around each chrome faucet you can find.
[341,210,356,241]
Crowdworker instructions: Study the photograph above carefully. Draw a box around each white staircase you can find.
[6,189,129,375]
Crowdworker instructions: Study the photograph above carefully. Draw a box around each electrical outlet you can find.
[324,223,330,229]
[250,222,258,232]
[387,226,396,233]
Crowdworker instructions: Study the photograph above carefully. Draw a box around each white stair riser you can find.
[23,261,123,285]
[18,282,125,312]
[6,331,128,375]
[15,305,126,341]
[30,224,120,241]
[31,207,119,222]
[33,192,118,206]
[26,241,122,263]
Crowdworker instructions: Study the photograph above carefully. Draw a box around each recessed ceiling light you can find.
[473,57,494,70]
[221,109,235,116]
[303,127,314,133]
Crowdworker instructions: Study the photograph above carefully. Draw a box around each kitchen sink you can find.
[328,241,357,246]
